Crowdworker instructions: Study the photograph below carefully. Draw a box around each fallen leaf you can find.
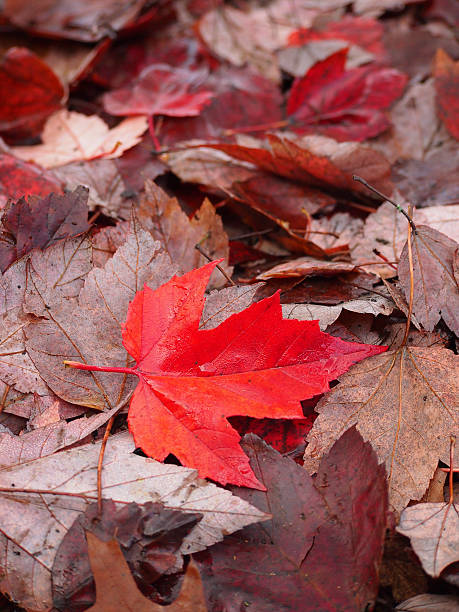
[398,225,459,335]
[68,260,385,488]
[0,185,90,273]
[0,153,63,210]
[0,431,267,610]
[11,110,148,168]
[304,346,458,512]
[86,536,207,611]
[138,180,232,288]
[207,132,393,196]
[397,501,459,577]
[26,227,174,410]
[0,47,65,142]
[51,159,131,218]
[195,428,387,611]
[353,0,425,16]
[287,48,407,141]
[3,0,150,42]
[54,499,202,609]
[257,257,356,279]
[103,65,213,118]
[396,593,459,611]
[434,49,459,140]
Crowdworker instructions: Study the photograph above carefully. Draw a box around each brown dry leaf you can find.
[0,401,123,469]
[282,291,394,330]
[398,225,459,335]
[161,144,255,191]
[351,202,459,278]
[304,346,458,512]
[52,159,132,218]
[25,227,174,410]
[0,432,267,610]
[11,110,148,168]
[86,535,207,612]
[396,593,459,611]
[198,0,317,82]
[397,502,459,577]
[257,257,356,280]
[138,180,232,288]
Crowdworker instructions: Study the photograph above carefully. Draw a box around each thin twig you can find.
[97,391,134,515]
[195,244,236,286]
[401,205,415,347]
[353,175,417,233]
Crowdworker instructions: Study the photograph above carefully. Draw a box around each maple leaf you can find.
[287,48,407,141]
[303,346,458,512]
[66,261,386,489]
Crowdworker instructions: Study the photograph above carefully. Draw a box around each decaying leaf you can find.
[304,346,458,512]
[434,49,459,140]
[0,431,267,610]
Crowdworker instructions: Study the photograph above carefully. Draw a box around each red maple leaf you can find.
[66,261,386,489]
[287,48,407,141]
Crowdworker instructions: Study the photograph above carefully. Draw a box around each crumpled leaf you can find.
[0,153,63,210]
[195,428,387,611]
[0,47,65,142]
[72,260,387,489]
[0,431,267,610]
[85,537,207,611]
[103,65,213,118]
[11,110,148,168]
[138,180,232,288]
[0,185,90,273]
[398,225,459,335]
[54,499,202,609]
[26,227,174,410]
[257,257,356,279]
[304,346,458,512]
[434,49,459,140]
[396,593,459,611]
[287,48,407,141]
[397,501,459,577]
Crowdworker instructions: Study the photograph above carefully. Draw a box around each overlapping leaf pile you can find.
[0,0,457,610]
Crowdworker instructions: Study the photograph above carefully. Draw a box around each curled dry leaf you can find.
[0,431,267,610]
[138,180,232,288]
[11,110,148,168]
[257,257,356,279]
[398,225,459,335]
[397,501,459,577]
[304,346,458,512]
[26,227,174,410]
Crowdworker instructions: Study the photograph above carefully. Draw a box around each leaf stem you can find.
[63,361,138,377]
[353,175,417,233]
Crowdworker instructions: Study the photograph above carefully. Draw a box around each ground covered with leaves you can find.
[0,0,458,610]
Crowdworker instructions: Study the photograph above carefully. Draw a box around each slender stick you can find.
[401,205,415,347]
[353,175,417,233]
[97,390,134,515]
[195,244,236,286]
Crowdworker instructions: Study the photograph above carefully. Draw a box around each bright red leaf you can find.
[287,48,407,141]
[66,261,386,489]
[102,64,213,118]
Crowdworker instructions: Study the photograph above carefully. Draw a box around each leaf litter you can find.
[0,0,457,609]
